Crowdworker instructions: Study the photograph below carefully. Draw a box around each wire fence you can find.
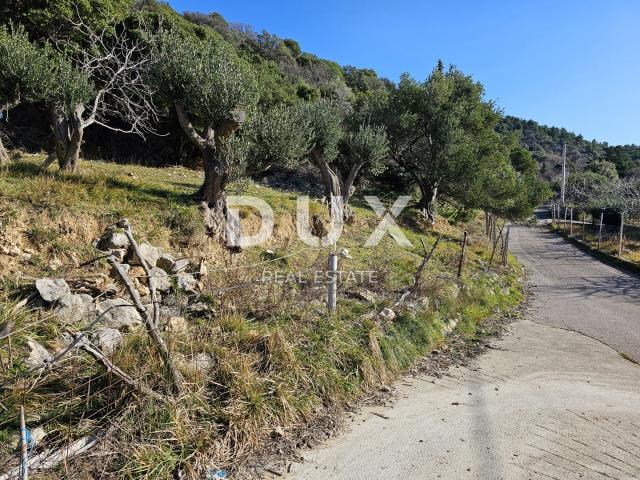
[0,221,507,478]
[550,205,640,263]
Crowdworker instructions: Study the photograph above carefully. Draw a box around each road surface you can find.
[285,226,640,480]
[511,226,640,363]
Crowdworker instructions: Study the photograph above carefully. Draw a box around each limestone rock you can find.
[48,257,63,271]
[171,258,190,274]
[110,249,126,263]
[176,273,197,294]
[149,267,172,293]
[96,298,142,328]
[378,308,396,321]
[56,294,95,324]
[185,301,214,317]
[189,353,213,372]
[156,253,176,273]
[92,327,123,354]
[166,316,188,335]
[346,289,378,303]
[35,278,71,303]
[97,231,130,251]
[130,243,161,268]
[26,339,52,368]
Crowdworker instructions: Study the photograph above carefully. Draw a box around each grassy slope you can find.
[0,156,522,478]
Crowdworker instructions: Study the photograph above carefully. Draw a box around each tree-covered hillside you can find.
[498,116,640,180]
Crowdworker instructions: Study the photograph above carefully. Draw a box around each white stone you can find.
[166,316,188,335]
[110,249,126,263]
[171,258,190,274]
[96,298,143,328]
[189,353,213,372]
[97,231,130,251]
[130,243,161,268]
[56,294,95,324]
[176,273,197,293]
[378,308,396,321]
[48,257,63,271]
[26,339,52,368]
[92,327,123,354]
[35,278,71,303]
[149,267,172,293]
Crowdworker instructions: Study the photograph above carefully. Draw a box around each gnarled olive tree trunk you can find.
[0,97,20,167]
[175,103,245,240]
[311,147,363,221]
[48,104,86,173]
[418,183,438,225]
[0,135,9,167]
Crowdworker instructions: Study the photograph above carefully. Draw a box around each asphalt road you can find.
[284,226,640,480]
[511,225,640,363]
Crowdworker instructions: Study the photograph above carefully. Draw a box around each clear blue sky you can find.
[168,0,640,146]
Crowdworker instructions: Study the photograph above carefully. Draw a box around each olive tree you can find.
[153,30,315,237]
[43,18,158,172]
[0,25,56,165]
[152,31,257,218]
[243,103,313,176]
[301,99,389,220]
[386,63,503,224]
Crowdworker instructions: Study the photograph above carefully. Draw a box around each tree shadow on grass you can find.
[6,160,197,206]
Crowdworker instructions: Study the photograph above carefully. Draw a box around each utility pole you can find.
[561,141,567,205]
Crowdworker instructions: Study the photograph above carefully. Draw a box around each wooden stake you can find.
[327,253,338,314]
[487,221,505,271]
[502,225,511,266]
[457,231,468,278]
[582,211,586,241]
[598,212,604,250]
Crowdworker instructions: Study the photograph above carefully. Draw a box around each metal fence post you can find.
[457,231,468,278]
[570,208,574,236]
[327,253,338,313]
[618,212,625,257]
[20,405,28,480]
[597,212,604,250]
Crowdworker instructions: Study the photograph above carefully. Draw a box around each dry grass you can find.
[0,156,523,479]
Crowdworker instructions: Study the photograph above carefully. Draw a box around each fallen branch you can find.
[116,218,161,329]
[71,332,168,403]
[108,256,184,394]
[395,236,440,307]
[0,436,98,480]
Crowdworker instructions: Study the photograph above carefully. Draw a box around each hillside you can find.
[0,156,521,478]
[498,116,640,180]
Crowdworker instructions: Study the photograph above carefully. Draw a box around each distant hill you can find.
[498,116,640,180]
